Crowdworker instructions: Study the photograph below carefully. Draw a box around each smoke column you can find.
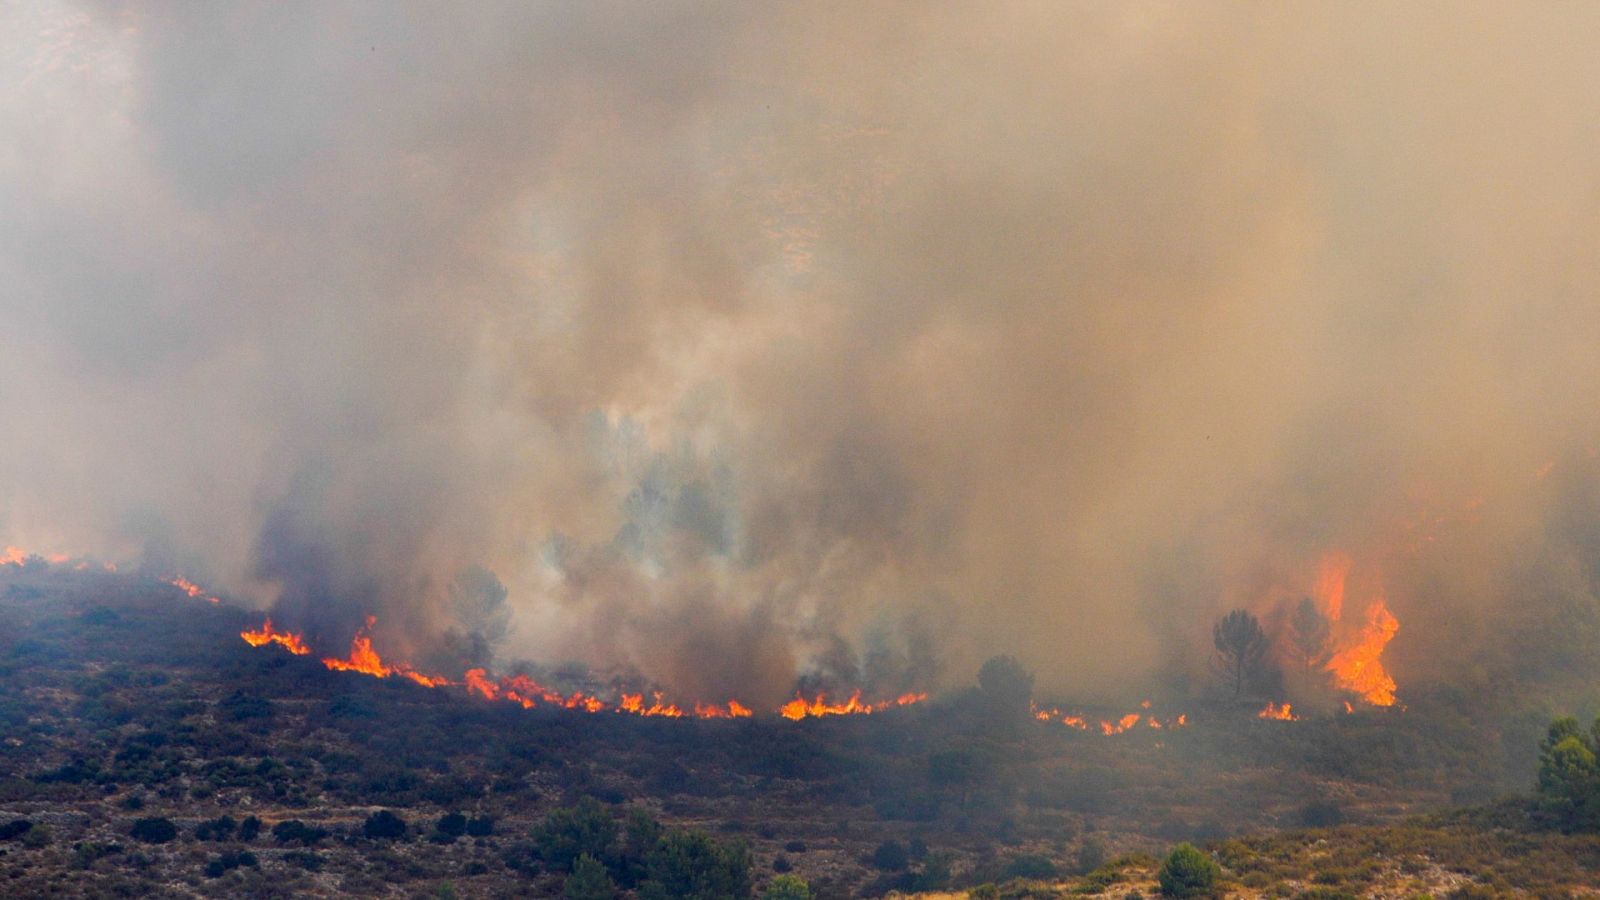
[4,3,1600,703]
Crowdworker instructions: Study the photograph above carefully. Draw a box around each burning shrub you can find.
[1157,843,1220,898]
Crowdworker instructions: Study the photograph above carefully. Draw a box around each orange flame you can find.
[1258,701,1296,720]
[1313,552,1399,706]
[321,616,456,688]
[240,618,310,656]
[1032,702,1186,733]
[778,690,926,720]
[246,615,923,720]
[169,576,220,604]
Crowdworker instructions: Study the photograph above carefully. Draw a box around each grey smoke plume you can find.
[4,3,1600,703]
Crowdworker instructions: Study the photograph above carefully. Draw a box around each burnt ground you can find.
[0,565,1567,897]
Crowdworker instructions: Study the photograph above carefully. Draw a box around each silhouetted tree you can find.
[977,654,1034,723]
[1286,598,1331,673]
[1213,609,1269,698]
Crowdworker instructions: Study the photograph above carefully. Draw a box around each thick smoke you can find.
[4,3,1600,703]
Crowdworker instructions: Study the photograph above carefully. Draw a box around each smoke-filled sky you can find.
[4,2,1600,703]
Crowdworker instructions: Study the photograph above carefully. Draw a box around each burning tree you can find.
[1213,609,1269,698]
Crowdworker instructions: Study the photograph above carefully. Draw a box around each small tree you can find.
[977,655,1035,722]
[1537,716,1600,829]
[1157,843,1219,897]
[565,853,617,900]
[536,799,619,874]
[639,829,753,900]
[1286,598,1331,673]
[1212,609,1269,698]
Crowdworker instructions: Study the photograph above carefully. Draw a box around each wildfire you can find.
[240,618,310,656]
[1,546,113,571]
[1031,701,1188,734]
[1313,552,1399,706]
[322,617,455,688]
[778,690,927,720]
[169,576,219,604]
[1258,701,1296,720]
[241,616,921,721]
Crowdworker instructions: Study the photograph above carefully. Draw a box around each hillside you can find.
[0,566,1579,897]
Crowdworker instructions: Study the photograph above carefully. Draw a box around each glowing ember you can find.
[1031,702,1187,734]
[240,618,310,655]
[1258,701,1296,720]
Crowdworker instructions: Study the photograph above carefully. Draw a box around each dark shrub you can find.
[1004,853,1058,880]
[195,815,236,841]
[129,817,177,844]
[271,820,328,846]
[436,812,467,837]
[466,815,495,837]
[870,839,909,871]
[0,819,33,841]
[237,816,261,841]
[363,810,407,840]
[1300,800,1345,828]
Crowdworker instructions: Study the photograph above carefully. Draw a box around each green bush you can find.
[535,799,618,874]
[1158,843,1220,898]
[565,853,617,900]
[639,829,753,900]
[762,874,812,900]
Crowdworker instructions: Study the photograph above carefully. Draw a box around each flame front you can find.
[245,617,913,720]
[321,616,456,688]
[778,691,927,720]
[240,618,310,656]
[1031,701,1187,734]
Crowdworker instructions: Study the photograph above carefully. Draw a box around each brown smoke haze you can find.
[3,3,1600,704]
